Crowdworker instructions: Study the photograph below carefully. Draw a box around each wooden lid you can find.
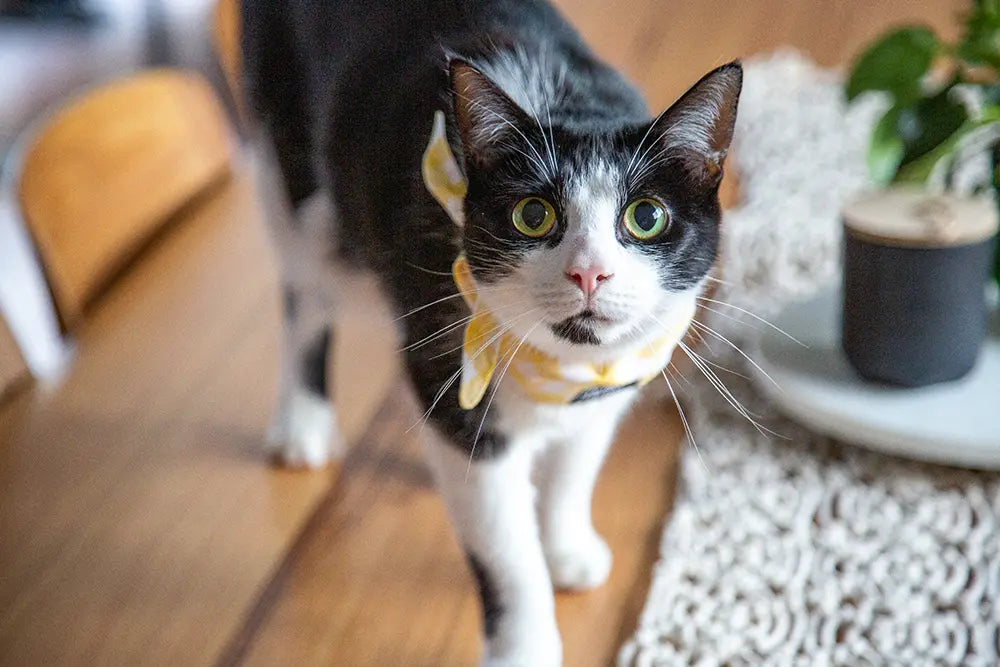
[842,187,999,248]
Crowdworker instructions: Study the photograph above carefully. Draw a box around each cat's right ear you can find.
[449,60,530,167]
[647,61,743,186]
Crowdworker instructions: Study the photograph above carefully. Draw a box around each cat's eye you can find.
[623,199,669,240]
[512,197,556,238]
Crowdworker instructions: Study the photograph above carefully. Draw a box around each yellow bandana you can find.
[422,111,693,409]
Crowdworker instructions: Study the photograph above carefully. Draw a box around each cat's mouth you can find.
[550,309,614,345]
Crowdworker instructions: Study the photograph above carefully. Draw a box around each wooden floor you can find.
[0,2,956,665]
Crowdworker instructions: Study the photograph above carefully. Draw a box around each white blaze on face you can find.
[561,161,620,294]
[549,160,665,322]
[477,159,701,360]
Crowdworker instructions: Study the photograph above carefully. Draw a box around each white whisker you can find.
[696,297,807,347]
[660,367,707,472]
[690,319,782,390]
[466,320,541,475]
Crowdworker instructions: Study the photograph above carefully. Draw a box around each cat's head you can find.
[449,59,742,359]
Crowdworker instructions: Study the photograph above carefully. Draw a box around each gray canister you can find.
[841,188,999,387]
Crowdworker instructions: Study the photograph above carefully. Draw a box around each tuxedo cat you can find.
[241,1,741,663]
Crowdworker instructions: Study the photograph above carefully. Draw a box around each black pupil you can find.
[633,202,662,232]
[522,200,547,229]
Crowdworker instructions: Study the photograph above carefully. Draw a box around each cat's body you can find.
[242,1,740,663]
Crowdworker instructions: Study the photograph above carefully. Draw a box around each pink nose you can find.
[566,266,612,297]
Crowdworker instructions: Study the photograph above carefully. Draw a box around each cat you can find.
[241,0,741,664]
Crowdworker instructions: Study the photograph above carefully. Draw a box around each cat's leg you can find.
[266,279,341,468]
[537,415,619,591]
[252,132,342,468]
[424,431,562,667]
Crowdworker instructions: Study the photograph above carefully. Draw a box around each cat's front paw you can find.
[266,390,341,468]
[482,623,561,667]
[545,529,612,591]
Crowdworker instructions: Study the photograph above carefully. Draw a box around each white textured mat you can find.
[618,52,1000,666]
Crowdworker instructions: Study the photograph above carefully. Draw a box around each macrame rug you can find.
[618,52,1000,666]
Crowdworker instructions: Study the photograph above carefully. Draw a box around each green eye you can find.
[512,197,556,238]
[623,199,669,240]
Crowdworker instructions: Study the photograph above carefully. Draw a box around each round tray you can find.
[756,286,1000,469]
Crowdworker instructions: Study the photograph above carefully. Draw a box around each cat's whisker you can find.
[400,299,535,353]
[685,350,749,380]
[692,327,717,355]
[508,59,558,177]
[540,82,559,175]
[629,116,686,182]
[623,318,706,470]
[393,283,520,322]
[681,342,763,419]
[454,92,554,179]
[667,361,693,387]
[427,308,541,360]
[679,341,764,430]
[679,340,786,439]
[466,319,541,475]
[636,116,688,166]
[625,107,670,182]
[696,297,807,347]
[409,315,525,433]
[689,319,781,390]
[659,366,708,472]
[405,261,452,277]
[400,313,476,352]
[646,311,779,436]
[409,365,465,435]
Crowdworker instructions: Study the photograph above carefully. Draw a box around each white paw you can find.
[545,530,612,591]
[266,390,341,468]
[483,624,561,667]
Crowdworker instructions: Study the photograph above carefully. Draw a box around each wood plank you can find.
[0,173,398,667]
[0,317,28,403]
[223,386,681,667]
[0,2,961,666]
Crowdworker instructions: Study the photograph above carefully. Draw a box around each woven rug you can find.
[618,52,1000,666]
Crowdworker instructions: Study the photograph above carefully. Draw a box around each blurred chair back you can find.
[16,69,234,328]
[0,69,233,390]
[214,0,244,120]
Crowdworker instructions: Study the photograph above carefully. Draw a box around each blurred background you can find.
[2,1,996,666]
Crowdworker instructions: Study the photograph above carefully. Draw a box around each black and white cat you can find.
[241,1,740,664]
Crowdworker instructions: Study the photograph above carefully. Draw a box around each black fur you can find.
[301,328,332,397]
[242,1,739,464]
[466,552,504,639]
[551,315,601,346]
[282,286,298,322]
[242,0,739,641]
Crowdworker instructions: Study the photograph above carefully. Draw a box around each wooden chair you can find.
[213,0,244,120]
[0,69,235,386]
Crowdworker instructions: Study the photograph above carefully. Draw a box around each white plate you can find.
[756,286,1000,469]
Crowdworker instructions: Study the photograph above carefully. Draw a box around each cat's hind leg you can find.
[252,132,342,468]
[267,278,341,468]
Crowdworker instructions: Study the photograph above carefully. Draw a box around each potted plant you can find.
[846,0,1000,285]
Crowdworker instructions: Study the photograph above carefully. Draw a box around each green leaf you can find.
[897,85,968,165]
[958,1,1000,68]
[846,26,939,103]
[895,109,1000,183]
[868,106,906,184]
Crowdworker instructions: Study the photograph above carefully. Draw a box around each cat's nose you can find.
[566,266,613,298]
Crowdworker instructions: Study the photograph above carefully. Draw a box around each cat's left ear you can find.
[649,61,743,185]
